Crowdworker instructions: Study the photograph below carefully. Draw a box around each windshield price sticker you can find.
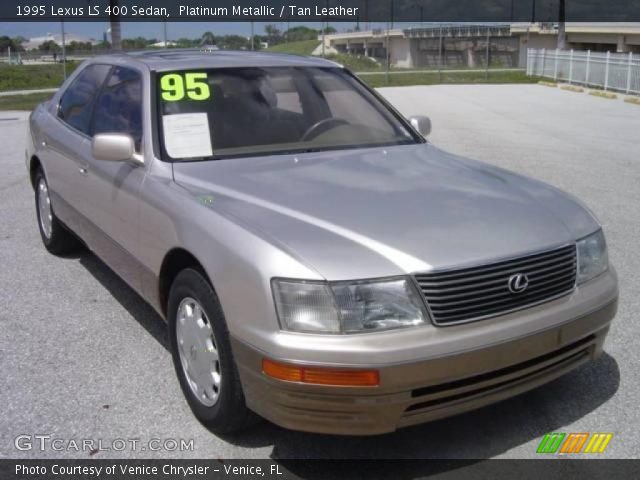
[162,113,213,158]
[161,73,210,102]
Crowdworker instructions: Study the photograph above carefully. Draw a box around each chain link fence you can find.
[527,48,640,95]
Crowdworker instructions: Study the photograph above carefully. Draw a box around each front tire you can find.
[34,168,81,255]
[168,268,256,433]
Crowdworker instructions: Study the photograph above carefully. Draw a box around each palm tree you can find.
[264,24,281,45]
[557,0,566,50]
[109,0,121,50]
[200,31,216,47]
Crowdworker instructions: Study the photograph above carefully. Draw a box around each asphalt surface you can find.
[1,84,639,461]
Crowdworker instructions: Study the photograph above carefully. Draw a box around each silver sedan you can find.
[26,50,618,435]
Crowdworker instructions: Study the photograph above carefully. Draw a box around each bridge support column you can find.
[465,43,477,67]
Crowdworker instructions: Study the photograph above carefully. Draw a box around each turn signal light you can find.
[262,359,379,387]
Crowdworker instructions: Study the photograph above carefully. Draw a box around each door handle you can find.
[79,167,88,175]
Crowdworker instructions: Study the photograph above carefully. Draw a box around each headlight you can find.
[576,229,608,284]
[272,277,428,334]
[272,280,340,333]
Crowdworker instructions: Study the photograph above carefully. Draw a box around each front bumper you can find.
[232,271,618,435]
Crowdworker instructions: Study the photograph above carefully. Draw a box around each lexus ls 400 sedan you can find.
[26,51,618,435]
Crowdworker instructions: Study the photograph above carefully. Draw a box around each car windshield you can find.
[156,66,420,160]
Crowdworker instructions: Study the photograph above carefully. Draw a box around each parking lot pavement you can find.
[1,84,639,461]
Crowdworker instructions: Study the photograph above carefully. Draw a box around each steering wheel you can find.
[301,118,349,141]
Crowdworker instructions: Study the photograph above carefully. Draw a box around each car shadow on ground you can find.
[78,252,169,351]
[76,250,620,466]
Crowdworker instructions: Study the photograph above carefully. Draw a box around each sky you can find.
[0,21,372,41]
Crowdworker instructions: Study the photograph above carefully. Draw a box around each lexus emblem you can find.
[508,273,529,293]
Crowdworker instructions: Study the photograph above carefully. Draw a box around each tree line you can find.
[0,25,337,55]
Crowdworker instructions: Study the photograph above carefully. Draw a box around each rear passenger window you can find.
[58,64,111,134]
[92,67,143,151]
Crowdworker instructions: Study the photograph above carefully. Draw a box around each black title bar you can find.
[2,0,640,22]
[2,459,640,480]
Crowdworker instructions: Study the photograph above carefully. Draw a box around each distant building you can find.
[149,40,178,48]
[22,33,98,50]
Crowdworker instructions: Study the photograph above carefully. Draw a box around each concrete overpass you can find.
[512,22,640,67]
[322,23,640,69]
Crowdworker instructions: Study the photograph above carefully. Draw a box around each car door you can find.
[44,64,111,232]
[81,65,146,292]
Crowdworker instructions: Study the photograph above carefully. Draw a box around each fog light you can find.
[262,359,379,387]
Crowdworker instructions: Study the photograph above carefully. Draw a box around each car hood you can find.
[172,144,599,280]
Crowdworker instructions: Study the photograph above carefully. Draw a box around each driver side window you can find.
[92,66,143,151]
[58,64,111,134]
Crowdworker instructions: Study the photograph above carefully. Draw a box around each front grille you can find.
[414,244,577,325]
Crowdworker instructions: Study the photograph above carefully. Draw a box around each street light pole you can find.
[485,27,490,79]
[385,18,390,85]
[325,0,330,43]
[163,21,168,48]
[438,25,443,82]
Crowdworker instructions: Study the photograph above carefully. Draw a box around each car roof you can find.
[92,49,342,72]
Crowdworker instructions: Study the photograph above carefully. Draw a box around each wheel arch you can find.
[158,248,214,318]
[29,155,42,189]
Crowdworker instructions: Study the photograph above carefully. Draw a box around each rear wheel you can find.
[34,169,81,255]
[168,268,257,433]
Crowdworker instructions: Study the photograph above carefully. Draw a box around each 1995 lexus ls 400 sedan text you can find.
[26,51,618,435]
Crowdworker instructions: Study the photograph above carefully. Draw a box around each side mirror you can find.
[408,115,431,137]
[92,133,143,164]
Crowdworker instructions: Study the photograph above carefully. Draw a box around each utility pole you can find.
[60,20,67,80]
[557,0,566,50]
[531,0,536,23]
[390,0,394,29]
[250,21,254,51]
[365,0,369,30]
